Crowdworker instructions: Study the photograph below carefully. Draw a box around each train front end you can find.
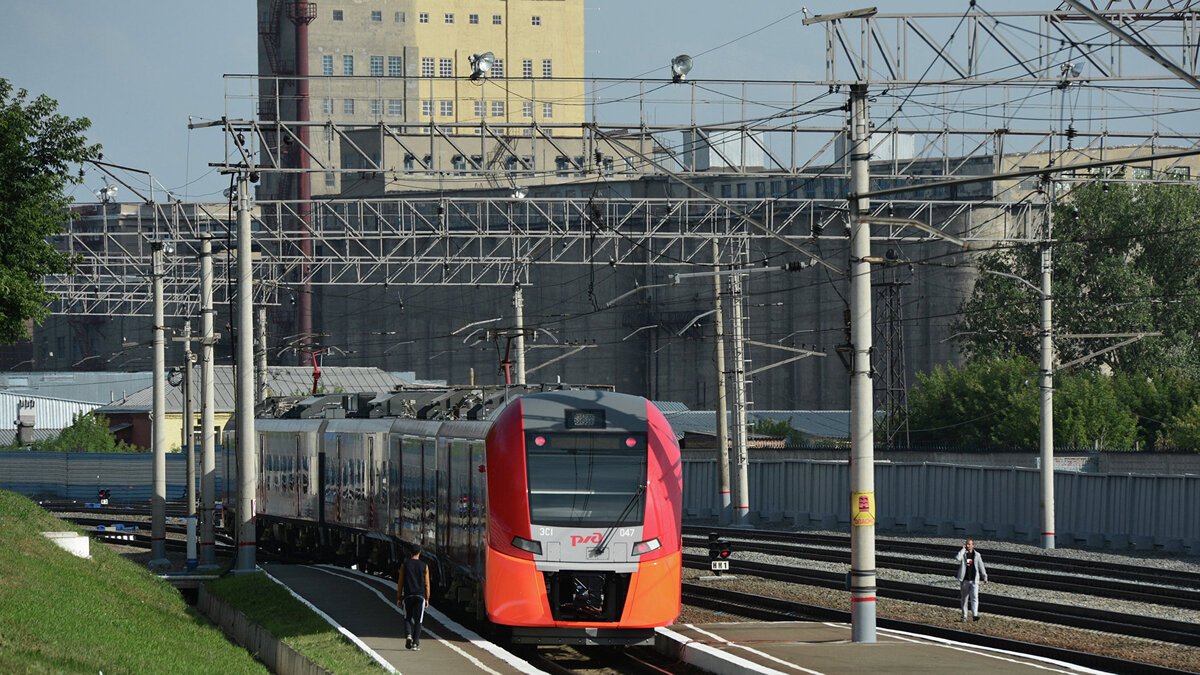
[484,390,682,645]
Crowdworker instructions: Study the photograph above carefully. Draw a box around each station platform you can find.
[265,564,1103,675]
[262,564,544,674]
[658,622,1107,675]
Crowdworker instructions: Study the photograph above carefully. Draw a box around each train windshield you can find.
[525,432,648,527]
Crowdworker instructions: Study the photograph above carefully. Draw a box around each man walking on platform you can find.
[399,546,431,650]
[955,538,988,621]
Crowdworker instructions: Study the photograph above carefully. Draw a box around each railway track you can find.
[683,530,1200,611]
[681,584,1196,675]
[682,550,1200,647]
[686,525,1200,587]
[518,644,698,675]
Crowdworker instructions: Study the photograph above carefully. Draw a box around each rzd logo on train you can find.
[570,533,603,546]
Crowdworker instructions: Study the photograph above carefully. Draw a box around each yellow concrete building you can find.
[257,0,585,195]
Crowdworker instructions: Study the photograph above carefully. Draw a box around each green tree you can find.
[1111,369,1200,449]
[953,181,1200,377]
[7,411,138,453]
[1161,403,1200,451]
[0,79,100,344]
[907,355,1139,449]
[1054,371,1138,449]
[907,355,1038,447]
[750,416,807,445]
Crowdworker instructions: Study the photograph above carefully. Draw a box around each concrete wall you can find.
[197,585,332,675]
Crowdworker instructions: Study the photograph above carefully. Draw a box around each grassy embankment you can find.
[0,490,385,674]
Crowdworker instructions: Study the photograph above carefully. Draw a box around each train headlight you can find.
[511,535,543,556]
[631,538,661,556]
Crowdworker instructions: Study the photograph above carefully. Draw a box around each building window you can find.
[532,15,541,26]
[343,99,355,114]
[492,100,505,117]
[388,56,402,77]
[421,57,434,77]
[370,10,381,22]
[469,13,479,24]
[542,59,552,78]
[493,14,502,25]
[522,59,532,78]
[522,101,533,118]
[396,11,404,22]
[322,55,333,76]
[419,12,428,23]
[370,56,384,77]
[543,102,553,118]
[322,98,333,114]
[371,99,383,116]
[325,172,336,187]
[493,59,504,77]
[440,100,454,116]
[445,13,454,23]
[388,99,403,115]
[421,100,433,116]
[736,183,747,198]
[474,100,485,117]
[439,58,453,77]
[332,9,343,21]
[343,55,354,76]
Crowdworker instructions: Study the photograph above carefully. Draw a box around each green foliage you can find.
[15,411,139,453]
[750,417,807,445]
[953,181,1200,377]
[0,79,101,344]
[907,355,1038,446]
[908,355,1146,450]
[1162,403,1200,450]
[1054,371,1138,449]
[0,490,266,674]
[1111,369,1200,449]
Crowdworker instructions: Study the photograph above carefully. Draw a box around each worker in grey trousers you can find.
[955,538,989,621]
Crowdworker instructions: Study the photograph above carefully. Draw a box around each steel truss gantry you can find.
[46,196,1038,316]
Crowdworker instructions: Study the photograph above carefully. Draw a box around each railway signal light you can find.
[98,489,110,506]
[707,532,732,573]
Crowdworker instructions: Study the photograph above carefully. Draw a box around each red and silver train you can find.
[241,387,682,644]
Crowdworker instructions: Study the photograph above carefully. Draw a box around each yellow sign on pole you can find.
[852,491,875,527]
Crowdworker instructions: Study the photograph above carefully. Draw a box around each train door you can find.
[388,434,401,538]
[333,435,344,523]
[436,437,451,552]
[367,436,378,529]
[293,436,302,517]
[468,439,485,572]
[401,436,419,540]
[423,438,437,548]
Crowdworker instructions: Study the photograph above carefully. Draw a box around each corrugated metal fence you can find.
[684,459,1200,551]
[0,449,235,504]
[4,452,1195,551]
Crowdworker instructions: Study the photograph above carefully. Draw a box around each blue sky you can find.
[2,1,1178,204]
[0,1,845,203]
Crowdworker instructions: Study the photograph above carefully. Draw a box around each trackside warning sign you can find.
[852,491,875,527]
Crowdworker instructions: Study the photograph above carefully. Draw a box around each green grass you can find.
[0,490,266,675]
[0,490,389,674]
[204,574,388,675]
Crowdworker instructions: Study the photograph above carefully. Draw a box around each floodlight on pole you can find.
[670,55,693,83]
[96,184,118,203]
[469,52,495,80]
